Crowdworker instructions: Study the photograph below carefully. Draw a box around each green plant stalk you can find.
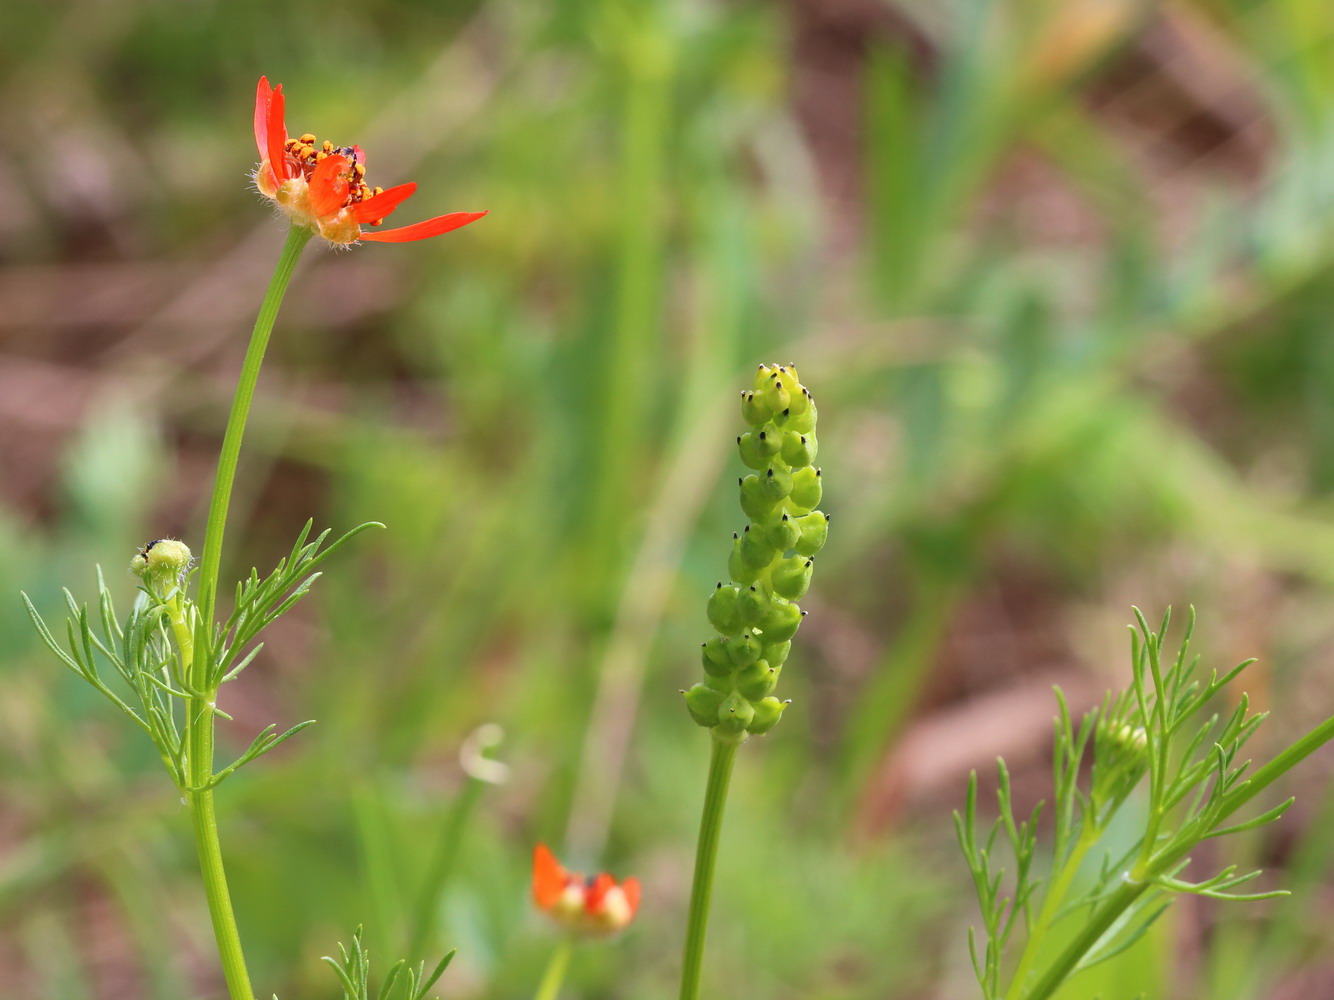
[533,936,574,1000]
[407,773,486,959]
[1003,823,1099,999]
[1019,714,1334,1000]
[186,225,312,1000]
[197,225,313,627]
[678,734,740,1000]
[165,590,254,1000]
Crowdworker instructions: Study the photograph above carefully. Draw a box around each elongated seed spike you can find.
[689,362,826,736]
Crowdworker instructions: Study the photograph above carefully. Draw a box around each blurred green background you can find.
[4,0,1334,997]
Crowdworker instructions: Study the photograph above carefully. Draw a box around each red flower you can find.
[252,77,487,246]
[532,843,641,935]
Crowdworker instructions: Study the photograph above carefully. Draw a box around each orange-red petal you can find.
[532,844,566,909]
[584,873,615,914]
[254,77,273,164]
[352,183,417,224]
[621,877,641,918]
[358,210,488,243]
[308,154,351,218]
[266,84,288,184]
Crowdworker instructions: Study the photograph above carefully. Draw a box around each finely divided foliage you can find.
[957,608,1334,1000]
[22,521,377,792]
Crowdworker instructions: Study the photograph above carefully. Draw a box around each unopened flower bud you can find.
[131,538,193,592]
[789,395,817,434]
[740,475,777,521]
[766,514,801,552]
[761,464,793,503]
[707,584,744,635]
[737,433,766,470]
[740,526,777,569]
[727,633,762,666]
[758,597,803,642]
[794,512,828,557]
[717,692,754,733]
[685,684,726,727]
[737,659,778,700]
[762,375,791,414]
[772,555,814,600]
[789,466,822,509]
[762,640,791,667]
[736,586,770,627]
[728,534,763,585]
[746,697,787,735]
[781,430,817,468]
[701,638,733,677]
[741,391,772,426]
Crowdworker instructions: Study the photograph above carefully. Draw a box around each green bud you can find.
[772,555,814,600]
[693,364,823,741]
[684,684,726,727]
[701,637,734,677]
[765,513,801,551]
[786,382,811,417]
[737,585,770,627]
[728,534,763,585]
[740,475,776,521]
[741,391,772,426]
[788,398,817,434]
[740,525,777,568]
[737,659,778,700]
[728,632,762,666]
[746,697,787,735]
[781,430,816,468]
[789,466,822,509]
[707,584,743,635]
[737,433,766,470]
[131,538,194,592]
[794,511,828,557]
[761,464,793,502]
[762,374,791,414]
[754,429,780,458]
[759,596,803,642]
[717,692,755,732]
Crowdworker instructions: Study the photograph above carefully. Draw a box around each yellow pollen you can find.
[322,140,333,152]
[373,186,383,196]
[299,132,317,144]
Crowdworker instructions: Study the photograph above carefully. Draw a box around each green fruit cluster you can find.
[684,364,827,738]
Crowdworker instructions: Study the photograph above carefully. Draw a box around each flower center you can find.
[283,132,383,212]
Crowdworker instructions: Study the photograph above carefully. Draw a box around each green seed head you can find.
[687,363,827,738]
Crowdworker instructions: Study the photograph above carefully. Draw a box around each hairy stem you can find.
[678,734,740,1000]
[197,225,312,626]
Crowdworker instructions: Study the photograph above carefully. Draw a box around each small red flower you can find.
[532,843,641,936]
[252,76,487,246]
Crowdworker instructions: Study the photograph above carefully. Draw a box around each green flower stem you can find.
[407,772,486,959]
[1017,713,1334,1000]
[185,224,311,1000]
[189,763,254,1000]
[164,589,253,1000]
[1003,824,1099,999]
[533,937,574,1000]
[678,733,740,1000]
[197,225,313,627]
